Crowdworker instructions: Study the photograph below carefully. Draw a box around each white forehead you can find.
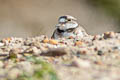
[59,18,66,23]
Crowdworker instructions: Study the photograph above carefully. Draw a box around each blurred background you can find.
[0,0,119,38]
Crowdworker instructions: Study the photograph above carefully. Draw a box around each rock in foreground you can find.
[0,32,120,80]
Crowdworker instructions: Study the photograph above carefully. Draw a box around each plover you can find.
[51,15,88,39]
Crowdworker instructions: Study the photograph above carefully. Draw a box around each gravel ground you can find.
[0,31,120,80]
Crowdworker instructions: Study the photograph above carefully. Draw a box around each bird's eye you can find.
[57,28,65,33]
[68,19,71,21]
[66,28,75,32]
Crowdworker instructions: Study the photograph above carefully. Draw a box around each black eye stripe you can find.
[68,19,71,21]
[59,16,67,20]
[57,28,65,33]
[57,28,76,33]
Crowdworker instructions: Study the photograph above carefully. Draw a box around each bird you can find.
[51,15,88,39]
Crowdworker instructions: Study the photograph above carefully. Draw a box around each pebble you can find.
[75,41,83,46]
[9,49,19,59]
[32,47,39,53]
[94,61,103,65]
[0,43,4,47]
[0,32,119,80]
[97,50,104,56]
[103,31,115,39]
[42,38,49,43]
[112,46,120,50]
[49,39,58,45]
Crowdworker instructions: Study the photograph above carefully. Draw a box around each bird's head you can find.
[56,15,78,33]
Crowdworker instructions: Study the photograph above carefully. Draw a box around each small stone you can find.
[92,35,97,41]
[94,47,98,51]
[9,48,20,59]
[42,38,49,43]
[32,47,40,56]
[104,31,115,39]
[92,35,103,41]
[94,61,103,65]
[97,50,104,56]
[49,39,58,45]
[32,47,39,53]
[5,37,12,42]
[0,43,4,46]
[24,53,32,56]
[24,47,39,56]
[9,53,17,59]
[75,41,83,46]
[68,36,74,39]
[31,41,41,48]
[24,47,33,53]
[112,46,120,50]
[77,50,87,56]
